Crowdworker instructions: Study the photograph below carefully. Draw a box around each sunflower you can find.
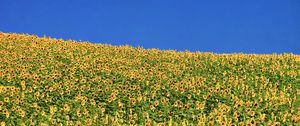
[273,122,281,126]
[150,105,155,111]
[154,100,159,107]
[64,104,70,112]
[199,103,205,110]
[131,98,136,105]
[208,121,214,126]
[236,121,244,126]
[203,95,208,100]
[145,119,151,126]
[187,94,192,100]
[249,111,255,117]
[4,97,9,102]
[215,115,222,123]
[35,91,40,98]
[158,111,163,117]
[259,114,266,122]
[19,81,26,90]
[75,121,82,126]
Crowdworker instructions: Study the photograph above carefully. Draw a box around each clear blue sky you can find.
[0,0,299,54]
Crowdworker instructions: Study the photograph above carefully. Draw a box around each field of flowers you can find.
[0,32,299,126]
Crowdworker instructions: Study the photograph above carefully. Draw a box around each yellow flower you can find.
[4,109,9,118]
[83,108,89,117]
[154,100,159,107]
[131,98,136,105]
[40,123,49,126]
[259,113,265,122]
[273,122,280,126]
[208,121,214,126]
[75,121,81,126]
[158,111,163,117]
[35,91,40,98]
[203,95,208,100]
[215,115,222,123]
[20,110,25,117]
[49,106,57,114]
[21,80,26,90]
[4,97,9,102]
[145,119,151,126]
[41,110,46,117]
[249,111,255,117]
[64,104,70,112]
[150,105,155,111]
[1,122,5,126]
[86,118,92,126]
[199,102,205,110]
[250,118,256,125]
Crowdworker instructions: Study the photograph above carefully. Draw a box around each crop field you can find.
[0,32,299,126]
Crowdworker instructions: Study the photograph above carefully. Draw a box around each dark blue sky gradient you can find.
[0,0,299,54]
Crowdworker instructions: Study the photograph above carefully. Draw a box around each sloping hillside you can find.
[0,32,299,125]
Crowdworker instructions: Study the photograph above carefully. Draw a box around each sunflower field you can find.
[0,32,299,126]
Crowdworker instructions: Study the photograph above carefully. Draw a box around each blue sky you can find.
[0,0,299,54]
